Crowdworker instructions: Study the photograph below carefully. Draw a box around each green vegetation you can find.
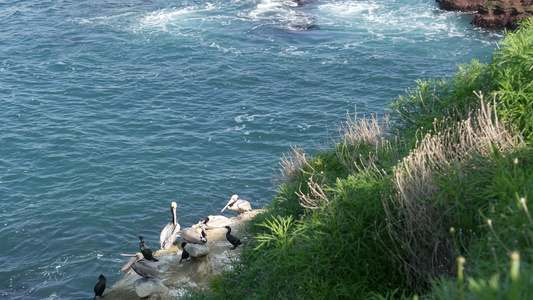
[185,18,533,299]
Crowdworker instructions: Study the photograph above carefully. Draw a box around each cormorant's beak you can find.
[120,254,138,271]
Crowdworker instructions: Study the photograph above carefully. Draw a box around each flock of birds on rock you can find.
[93,194,252,299]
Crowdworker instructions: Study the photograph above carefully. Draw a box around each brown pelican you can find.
[179,242,190,263]
[180,225,207,244]
[224,226,242,250]
[160,201,180,250]
[139,236,158,262]
[93,274,106,299]
[221,195,252,215]
[121,253,161,279]
[198,215,233,229]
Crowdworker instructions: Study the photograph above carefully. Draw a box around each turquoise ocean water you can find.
[1,0,503,298]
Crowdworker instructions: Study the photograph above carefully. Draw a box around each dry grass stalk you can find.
[275,145,331,210]
[277,108,394,211]
[274,145,309,185]
[338,107,390,148]
[296,176,331,210]
[384,93,522,290]
[336,107,393,174]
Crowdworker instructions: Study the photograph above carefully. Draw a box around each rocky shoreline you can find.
[101,210,264,300]
[436,0,533,30]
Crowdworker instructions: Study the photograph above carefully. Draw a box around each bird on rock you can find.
[160,201,181,250]
[224,226,242,250]
[198,215,233,229]
[121,253,161,279]
[93,274,106,299]
[180,225,207,244]
[221,194,252,216]
[139,236,158,262]
[179,242,190,263]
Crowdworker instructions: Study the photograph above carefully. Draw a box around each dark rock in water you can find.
[291,23,319,31]
[436,0,486,12]
[471,1,533,30]
[435,0,533,30]
[292,0,318,6]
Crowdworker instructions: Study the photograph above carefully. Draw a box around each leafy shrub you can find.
[488,18,533,142]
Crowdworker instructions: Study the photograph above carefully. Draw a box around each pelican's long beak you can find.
[171,208,177,227]
[170,202,178,226]
[120,254,138,271]
[221,198,234,212]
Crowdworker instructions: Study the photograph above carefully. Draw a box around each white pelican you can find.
[198,215,234,229]
[160,202,180,250]
[221,194,252,215]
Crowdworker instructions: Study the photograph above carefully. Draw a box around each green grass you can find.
[182,17,533,300]
[391,18,533,146]
[206,145,406,299]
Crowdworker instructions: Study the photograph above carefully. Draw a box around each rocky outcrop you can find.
[183,242,210,257]
[436,0,487,12]
[436,0,533,30]
[471,1,533,30]
[102,210,264,300]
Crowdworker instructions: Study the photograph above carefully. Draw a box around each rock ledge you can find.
[103,210,264,299]
[436,0,533,30]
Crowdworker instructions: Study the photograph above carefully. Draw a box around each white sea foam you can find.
[246,0,315,31]
[318,0,380,15]
[316,0,453,38]
[210,42,242,55]
[297,123,311,131]
[285,46,309,56]
[235,114,259,123]
[44,293,60,300]
[138,7,200,31]
[75,11,137,26]
[137,4,221,33]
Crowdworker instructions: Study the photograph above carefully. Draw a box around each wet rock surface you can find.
[471,0,533,30]
[436,0,533,30]
[103,210,264,299]
[436,0,487,12]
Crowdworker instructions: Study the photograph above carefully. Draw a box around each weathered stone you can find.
[435,0,533,30]
[436,0,486,12]
[184,242,210,257]
[134,278,169,299]
[471,0,533,30]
